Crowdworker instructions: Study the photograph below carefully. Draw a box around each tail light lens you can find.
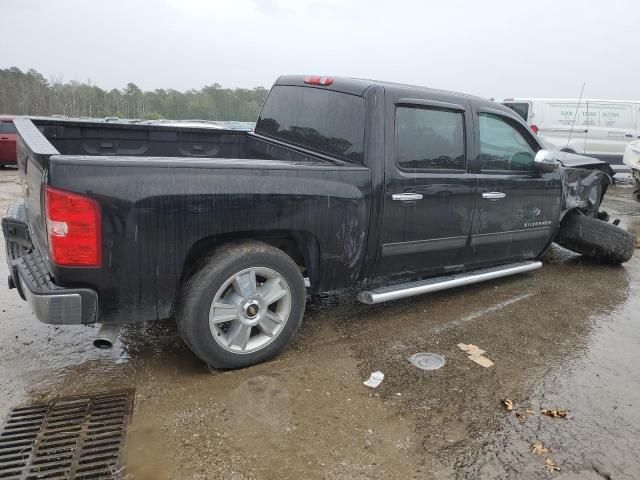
[530,124,539,134]
[45,186,102,267]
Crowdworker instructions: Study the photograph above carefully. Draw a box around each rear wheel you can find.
[176,241,306,369]
[555,213,635,264]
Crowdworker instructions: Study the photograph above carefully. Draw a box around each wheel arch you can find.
[179,229,321,291]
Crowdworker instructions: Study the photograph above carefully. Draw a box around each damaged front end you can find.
[559,167,611,219]
[535,149,613,219]
[541,149,635,264]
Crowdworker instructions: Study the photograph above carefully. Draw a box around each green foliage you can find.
[0,67,268,121]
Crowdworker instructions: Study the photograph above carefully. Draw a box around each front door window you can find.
[478,113,536,171]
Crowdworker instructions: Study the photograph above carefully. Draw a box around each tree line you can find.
[0,67,269,121]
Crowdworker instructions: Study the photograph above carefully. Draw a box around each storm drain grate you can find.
[0,389,134,480]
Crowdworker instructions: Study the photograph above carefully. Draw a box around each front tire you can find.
[176,241,306,369]
[555,213,635,264]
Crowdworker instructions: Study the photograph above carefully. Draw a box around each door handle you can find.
[482,192,506,200]
[625,134,633,138]
[392,193,423,201]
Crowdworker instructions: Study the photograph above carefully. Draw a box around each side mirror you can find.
[533,149,558,173]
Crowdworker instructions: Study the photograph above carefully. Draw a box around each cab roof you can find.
[275,75,506,112]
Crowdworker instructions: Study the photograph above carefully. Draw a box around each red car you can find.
[0,115,17,167]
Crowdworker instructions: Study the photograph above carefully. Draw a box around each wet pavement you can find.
[1,168,639,479]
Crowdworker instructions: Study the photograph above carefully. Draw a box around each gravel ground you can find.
[0,168,639,479]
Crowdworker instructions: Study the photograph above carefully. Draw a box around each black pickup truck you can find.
[3,75,634,368]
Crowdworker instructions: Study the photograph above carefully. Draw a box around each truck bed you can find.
[12,118,371,325]
[24,117,342,165]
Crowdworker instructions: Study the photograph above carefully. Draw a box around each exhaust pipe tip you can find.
[93,324,122,349]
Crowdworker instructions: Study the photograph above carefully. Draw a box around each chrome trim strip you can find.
[481,191,506,199]
[391,193,423,201]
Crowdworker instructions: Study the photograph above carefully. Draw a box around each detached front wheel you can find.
[176,241,306,369]
[555,213,635,264]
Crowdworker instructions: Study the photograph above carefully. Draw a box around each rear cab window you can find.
[255,85,365,163]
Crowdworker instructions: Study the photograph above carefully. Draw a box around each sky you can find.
[2,0,638,100]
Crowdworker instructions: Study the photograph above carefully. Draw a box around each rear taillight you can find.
[45,186,102,267]
[530,124,539,134]
[304,76,333,86]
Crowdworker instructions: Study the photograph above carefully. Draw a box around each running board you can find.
[358,261,542,305]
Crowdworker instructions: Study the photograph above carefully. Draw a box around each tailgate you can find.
[12,118,60,264]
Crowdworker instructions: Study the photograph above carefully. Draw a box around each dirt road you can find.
[1,169,639,479]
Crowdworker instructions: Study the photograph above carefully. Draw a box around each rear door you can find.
[374,96,476,278]
[0,120,17,164]
[470,108,560,266]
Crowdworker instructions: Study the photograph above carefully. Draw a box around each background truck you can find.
[3,75,635,368]
[0,115,17,167]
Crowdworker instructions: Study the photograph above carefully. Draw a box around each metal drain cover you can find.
[0,389,134,479]
[408,352,445,370]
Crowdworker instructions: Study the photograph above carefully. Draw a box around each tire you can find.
[555,213,635,264]
[176,241,306,369]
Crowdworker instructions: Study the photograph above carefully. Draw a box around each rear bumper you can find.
[3,200,98,325]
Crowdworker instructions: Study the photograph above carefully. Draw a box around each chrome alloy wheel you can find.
[209,267,292,353]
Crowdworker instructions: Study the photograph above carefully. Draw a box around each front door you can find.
[375,98,476,277]
[470,109,560,265]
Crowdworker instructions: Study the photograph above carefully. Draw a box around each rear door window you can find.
[0,121,17,134]
[478,113,537,171]
[502,103,529,121]
[395,106,466,170]
[255,86,365,162]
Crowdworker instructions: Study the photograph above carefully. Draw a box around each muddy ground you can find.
[1,168,639,480]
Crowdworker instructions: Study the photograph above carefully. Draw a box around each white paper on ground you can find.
[363,371,384,388]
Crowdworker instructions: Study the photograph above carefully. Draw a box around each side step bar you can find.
[358,261,542,305]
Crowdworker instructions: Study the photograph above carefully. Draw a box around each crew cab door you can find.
[374,97,476,277]
[470,109,560,265]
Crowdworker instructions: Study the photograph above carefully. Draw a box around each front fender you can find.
[559,167,611,221]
